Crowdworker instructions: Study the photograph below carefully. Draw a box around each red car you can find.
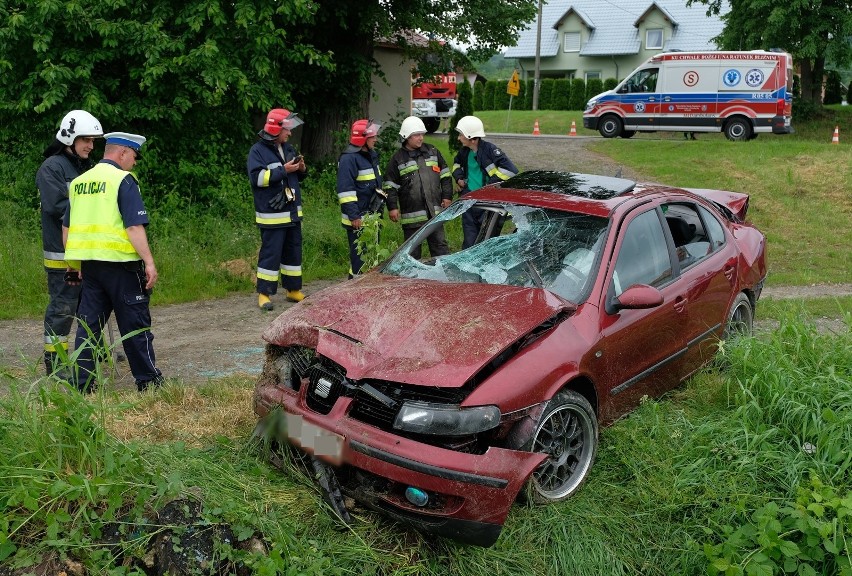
[253,171,766,547]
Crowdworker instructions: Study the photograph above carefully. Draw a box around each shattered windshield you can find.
[383,200,609,303]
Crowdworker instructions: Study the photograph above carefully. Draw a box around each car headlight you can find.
[393,401,501,436]
[585,99,597,111]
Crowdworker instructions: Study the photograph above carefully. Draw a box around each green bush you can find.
[472,80,485,111]
[493,81,511,110]
[552,79,571,110]
[538,78,555,110]
[585,78,604,103]
[823,70,843,105]
[523,79,535,110]
[604,77,619,91]
[482,81,496,111]
[449,79,474,154]
[569,78,587,110]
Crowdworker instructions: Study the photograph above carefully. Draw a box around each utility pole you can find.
[532,0,543,110]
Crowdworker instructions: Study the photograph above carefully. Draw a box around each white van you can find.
[583,51,794,141]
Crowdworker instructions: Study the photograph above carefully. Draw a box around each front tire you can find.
[422,117,440,134]
[724,118,753,141]
[598,115,623,138]
[621,130,636,139]
[522,390,598,504]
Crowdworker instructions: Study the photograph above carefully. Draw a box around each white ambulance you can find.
[583,50,794,141]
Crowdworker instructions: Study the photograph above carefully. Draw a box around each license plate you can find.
[285,412,344,465]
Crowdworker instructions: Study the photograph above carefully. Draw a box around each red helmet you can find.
[350,119,381,147]
[259,108,304,140]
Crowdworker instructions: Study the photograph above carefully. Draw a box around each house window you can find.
[564,32,581,52]
[646,29,663,50]
[585,71,601,81]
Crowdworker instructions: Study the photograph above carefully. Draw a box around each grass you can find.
[2,316,850,574]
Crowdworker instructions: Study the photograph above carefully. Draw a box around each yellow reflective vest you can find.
[65,162,139,264]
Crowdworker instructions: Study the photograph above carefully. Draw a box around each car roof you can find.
[470,170,664,217]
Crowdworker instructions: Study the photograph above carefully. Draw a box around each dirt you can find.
[1,136,849,389]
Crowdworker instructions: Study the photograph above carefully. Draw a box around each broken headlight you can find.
[273,354,294,390]
[393,401,500,436]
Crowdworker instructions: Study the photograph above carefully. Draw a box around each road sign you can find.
[507,70,520,96]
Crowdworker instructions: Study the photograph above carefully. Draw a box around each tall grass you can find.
[2,316,849,574]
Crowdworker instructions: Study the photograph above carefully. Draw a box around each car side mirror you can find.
[610,284,664,312]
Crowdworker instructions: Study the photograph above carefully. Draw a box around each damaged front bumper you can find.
[255,382,546,547]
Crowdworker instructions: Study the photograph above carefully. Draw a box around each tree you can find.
[448,79,473,154]
[823,70,843,104]
[473,81,485,111]
[0,0,538,177]
[482,81,497,111]
[552,79,571,110]
[568,79,587,110]
[687,0,852,106]
[538,78,555,110]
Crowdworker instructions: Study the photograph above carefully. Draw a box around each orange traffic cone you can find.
[569,120,577,137]
[831,126,839,144]
[533,119,541,136]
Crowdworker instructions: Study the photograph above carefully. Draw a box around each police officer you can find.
[336,119,383,277]
[452,115,518,248]
[63,132,163,393]
[36,110,103,377]
[383,116,453,259]
[247,108,307,311]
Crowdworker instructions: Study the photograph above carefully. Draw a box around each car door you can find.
[590,206,688,422]
[621,67,661,130]
[663,202,739,375]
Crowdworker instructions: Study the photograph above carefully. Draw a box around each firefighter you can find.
[383,116,453,259]
[63,132,163,393]
[36,110,103,378]
[247,108,308,310]
[452,115,518,248]
[336,119,383,277]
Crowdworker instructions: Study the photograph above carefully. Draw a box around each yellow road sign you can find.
[507,70,520,96]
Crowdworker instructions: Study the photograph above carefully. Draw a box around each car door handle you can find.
[674,296,687,313]
[663,96,672,101]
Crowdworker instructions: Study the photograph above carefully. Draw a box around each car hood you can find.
[263,274,574,387]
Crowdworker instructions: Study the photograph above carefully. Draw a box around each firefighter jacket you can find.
[336,144,382,227]
[36,150,90,270]
[247,139,306,229]
[451,140,518,195]
[65,162,141,263]
[383,143,452,228]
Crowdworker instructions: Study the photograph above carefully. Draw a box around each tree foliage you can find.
[569,78,587,110]
[0,0,537,191]
[687,0,852,105]
[552,79,570,110]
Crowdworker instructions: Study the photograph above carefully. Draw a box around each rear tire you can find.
[598,115,623,138]
[724,293,754,340]
[519,390,598,504]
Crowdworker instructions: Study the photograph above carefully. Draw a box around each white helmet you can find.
[456,115,486,139]
[56,110,103,146]
[399,116,427,141]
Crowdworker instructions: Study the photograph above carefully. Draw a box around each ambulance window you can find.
[627,68,659,93]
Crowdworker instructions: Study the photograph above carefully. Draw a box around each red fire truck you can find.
[411,73,457,133]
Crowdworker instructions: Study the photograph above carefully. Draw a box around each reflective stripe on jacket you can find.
[65,163,138,263]
[247,139,306,228]
[336,144,382,227]
[383,143,452,227]
[451,140,518,195]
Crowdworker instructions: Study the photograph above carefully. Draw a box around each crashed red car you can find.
[253,171,766,547]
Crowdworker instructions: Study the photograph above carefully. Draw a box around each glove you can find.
[367,189,388,214]
[269,191,287,211]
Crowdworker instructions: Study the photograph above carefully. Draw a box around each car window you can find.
[663,203,714,270]
[382,201,609,303]
[699,205,726,250]
[612,209,672,296]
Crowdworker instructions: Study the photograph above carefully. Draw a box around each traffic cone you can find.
[533,119,541,135]
[569,120,577,137]
[831,126,839,144]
